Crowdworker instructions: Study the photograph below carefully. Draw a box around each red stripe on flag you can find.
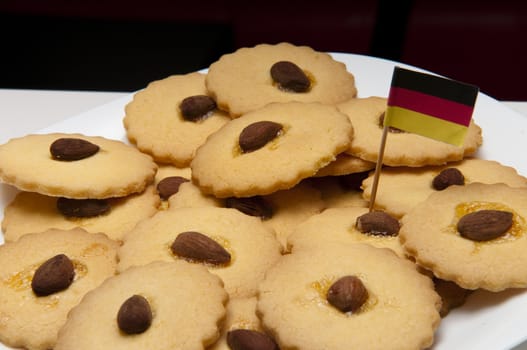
[387,87,474,126]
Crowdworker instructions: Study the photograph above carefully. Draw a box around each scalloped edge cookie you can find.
[0,133,157,199]
[190,101,353,198]
[400,183,527,291]
[206,42,357,117]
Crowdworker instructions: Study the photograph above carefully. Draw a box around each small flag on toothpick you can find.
[384,66,479,146]
[368,66,479,211]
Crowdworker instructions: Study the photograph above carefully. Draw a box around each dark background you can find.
[1,0,526,100]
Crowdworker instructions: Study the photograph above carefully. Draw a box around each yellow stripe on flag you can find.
[384,106,469,146]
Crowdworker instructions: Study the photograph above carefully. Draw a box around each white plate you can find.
[1,53,527,350]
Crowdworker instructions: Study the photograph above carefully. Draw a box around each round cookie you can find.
[55,261,228,350]
[257,242,441,350]
[117,207,282,298]
[362,158,527,218]
[399,183,527,291]
[0,133,157,199]
[287,206,405,257]
[191,101,353,198]
[337,96,483,167]
[2,185,160,243]
[123,72,231,167]
[205,42,357,117]
[0,228,119,350]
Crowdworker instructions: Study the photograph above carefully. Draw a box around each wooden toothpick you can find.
[368,125,389,212]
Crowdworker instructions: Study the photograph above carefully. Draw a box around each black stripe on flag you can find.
[390,66,479,106]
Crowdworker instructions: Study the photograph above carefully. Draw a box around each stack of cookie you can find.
[0,133,158,349]
[0,42,526,350]
[0,133,159,243]
[124,42,441,349]
[340,96,527,296]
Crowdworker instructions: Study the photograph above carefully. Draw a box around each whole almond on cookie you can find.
[171,231,231,265]
[457,210,513,241]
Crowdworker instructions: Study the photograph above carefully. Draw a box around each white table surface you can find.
[0,89,130,144]
[1,89,527,350]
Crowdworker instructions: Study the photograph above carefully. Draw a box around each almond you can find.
[356,211,400,236]
[56,197,110,217]
[117,295,152,334]
[270,61,310,92]
[171,231,231,265]
[31,254,75,296]
[156,176,189,200]
[432,168,465,190]
[327,275,368,313]
[225,196,273,220]
[457,209,513,241]
[239,121,283,153]
[227,329,279,350]
[179,95,216,121]
[50,137,99,161]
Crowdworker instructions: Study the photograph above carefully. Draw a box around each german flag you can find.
[384,66,479,146]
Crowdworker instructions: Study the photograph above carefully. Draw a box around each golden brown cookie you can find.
[124,72,231,166]
[55,261,228,350]
[191,101,353,198]
[118,207,282,298]
[400,183,527,291]
[257,242,441,350]
[206,42,357,117]
[337,96,483,167]
[0,228,119,350]
[2,185,160,242]
[0,133,157,199]
[287,206,405,257]
[362,158,527,218]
